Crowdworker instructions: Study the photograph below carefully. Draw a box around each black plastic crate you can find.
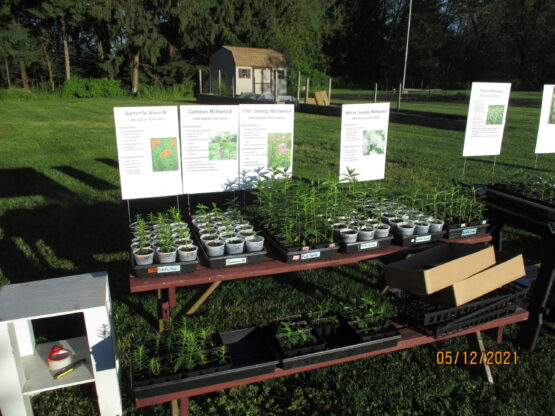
[444,222,489,239]
[263,230,339,264]
[392,230,445,247]
[341,235,394,254]
[485,185,555,222]
[133,327,279,399]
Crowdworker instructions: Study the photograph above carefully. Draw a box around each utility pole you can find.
[401,0,413,91]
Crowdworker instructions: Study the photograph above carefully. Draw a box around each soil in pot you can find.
[339,228,358,243]
[414,221,430,235]
[157,247,177,263]
[245,235,265,252]
[374,224,390,238]
[225,238,245,255]
[134,247,155,265]
[397,222,415,236]
[206,240,225,257]
[178,245,198,262]
[358,226,375,241]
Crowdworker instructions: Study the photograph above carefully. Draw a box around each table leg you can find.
[171,399,179,416]
[186,281,222,315]
[157,289,171,332]
[467,331,494,385]
[490,222,504,251]
[181,397,189,416]
[518,236,555,351]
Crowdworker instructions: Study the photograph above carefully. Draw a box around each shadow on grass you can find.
[466,158,554,173]
[269,273,349,304]
[53,166,118,190]
[95,158,119,168]
[0,167,74,198]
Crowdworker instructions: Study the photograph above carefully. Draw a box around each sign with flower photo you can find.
[535,85,555,154]
[113,106,182,199]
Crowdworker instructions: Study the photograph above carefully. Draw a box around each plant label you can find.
[180,105,240,193]
[226,257,247,266]
[461,227,478,236]
[360,241,378,250]
[535,85,555,154]
[238,104,295,188]
[340,103,390,181]
[156,265,181,273]
[113,106,182,199]
[414,235,432,243]
[462,82,511,157]
[301,251,321,260]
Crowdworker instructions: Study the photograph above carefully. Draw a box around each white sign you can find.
[113,106,182,200]
[535,85,555,154]
[462,82,511,157]
[180,106,239,193]
[339,103,390,181]
[239,104,294,187]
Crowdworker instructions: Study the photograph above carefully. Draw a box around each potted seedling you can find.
[205,239,225,257]
[358,225,375,241]
[374,223,391,238]
[133,218,155,265]
[245,232,265,252]
[339,228,358,243]
[413,220,430,235]
[178,244,198,262]
[225,236,245,254]
[397,221,415,236]
[156,224,177,263]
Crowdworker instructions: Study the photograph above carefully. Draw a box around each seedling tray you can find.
[131,254,198,278]
[393,230,445,247]
[341,235,394,254]
[133,327,279,399]
[443,221,489,239]
[194,235,267,269]
[265,323,401,370]
[390,282,528,338]
[485,185,555,222]
[263,230,339,264]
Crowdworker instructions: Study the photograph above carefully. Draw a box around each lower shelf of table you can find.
[21,336,94,395]
[134,307,527,408]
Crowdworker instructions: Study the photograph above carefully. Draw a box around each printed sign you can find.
[180,106,240,193]
[340,103,390,181]
[535,85,555,154]
[462,82,511,157]
[238,104,295,188]
[113,106,182,199]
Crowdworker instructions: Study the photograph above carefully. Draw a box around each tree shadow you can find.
[0,167,74,198]
[466,158,554,173]
[53,166,118,191]
[269,272,349,304]
[95,158,119,168]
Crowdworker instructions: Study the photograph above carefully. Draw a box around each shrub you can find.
[137,78,194,99]
[61,78,126,98]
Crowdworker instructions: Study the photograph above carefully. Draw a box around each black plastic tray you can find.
[133,327,279,399]
[485,185,555,222]
[444,223,489,239]
[341,235,394,254]
[393,230,445,247]
[194,234,267,269]
[263,230,339,264]
[131,254,198,278]
[390,282,528,338]
[265,323,401,370]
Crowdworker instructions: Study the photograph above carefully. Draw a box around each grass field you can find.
[0,95,554,415]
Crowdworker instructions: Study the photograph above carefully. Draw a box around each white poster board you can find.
[113,106,182,199]
[180,106,239,193]
[462,82,511,157]
[339,103,390,181]
[238,104,294,187]
[535,85,555,154]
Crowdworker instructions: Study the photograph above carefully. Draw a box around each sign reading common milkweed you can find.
[151,137,179,172]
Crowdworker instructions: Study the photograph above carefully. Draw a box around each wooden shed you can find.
[209,46,288,96]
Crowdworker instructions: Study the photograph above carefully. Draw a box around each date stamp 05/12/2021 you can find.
[436,351,518,365]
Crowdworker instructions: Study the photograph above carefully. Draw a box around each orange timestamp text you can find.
[436,350,518,365]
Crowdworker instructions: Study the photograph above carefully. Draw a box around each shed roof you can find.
[222,46,287,68]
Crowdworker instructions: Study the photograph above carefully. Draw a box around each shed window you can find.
[276,70,285,80]
[239,68,251,79]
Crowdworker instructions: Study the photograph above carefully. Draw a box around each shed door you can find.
[254,68,272,94]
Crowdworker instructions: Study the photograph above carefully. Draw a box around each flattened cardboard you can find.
[429,252,525,306]
[384,243,496,295]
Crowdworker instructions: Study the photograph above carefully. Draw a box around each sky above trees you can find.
[1,0,554,91]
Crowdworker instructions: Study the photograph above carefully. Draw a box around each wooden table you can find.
[134,308,528,416]
[129,235,492,328]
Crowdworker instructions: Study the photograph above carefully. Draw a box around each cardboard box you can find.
[428,251,525,306]
[384,243,496,295]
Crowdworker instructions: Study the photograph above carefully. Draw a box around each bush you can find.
[137,79,194,99]
[61,78,126,98]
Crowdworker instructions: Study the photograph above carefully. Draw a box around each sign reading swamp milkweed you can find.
[339,103,390,181]
[179,105,240,193]
[113,106,182,199]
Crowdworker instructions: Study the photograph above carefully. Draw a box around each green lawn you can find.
[0,96,554,416]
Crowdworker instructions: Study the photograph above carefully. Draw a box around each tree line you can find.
[1,0,554,93]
